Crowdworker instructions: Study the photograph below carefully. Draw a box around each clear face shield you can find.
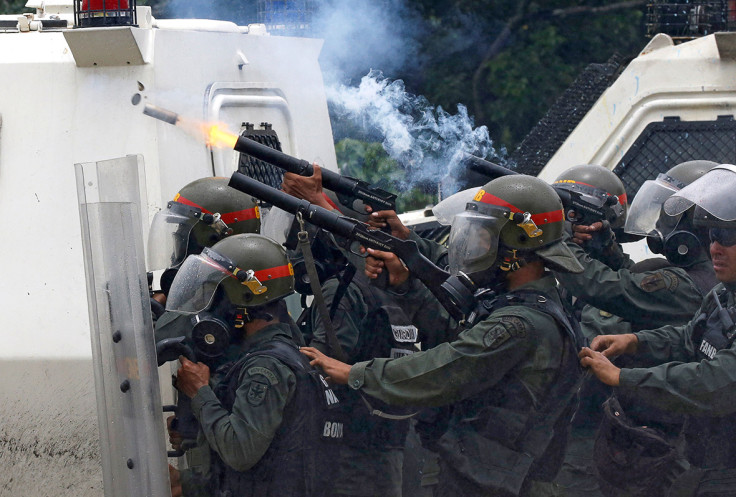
[448,206,509,275]
[624,173,682,236]
[433,187,481,226]
[664,165,736,225]
[147,201,231,271]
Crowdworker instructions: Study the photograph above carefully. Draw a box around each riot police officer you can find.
[552,161,719,495]
[580,164,736,496]
[303,175,586,497]
[148,176,260,299]
[555,160,719,333]
[282,165,449,497]
[148,176,260,341]
[165,233,342,497]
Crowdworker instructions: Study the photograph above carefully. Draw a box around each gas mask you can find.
[646,208,706,267]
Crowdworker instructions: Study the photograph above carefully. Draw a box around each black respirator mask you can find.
[186,291,246,360]
[440,245,528,322]
[647,210,706,267]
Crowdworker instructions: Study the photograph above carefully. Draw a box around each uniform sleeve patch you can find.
[663,270,680,291]
[247,366,279,385]
[246,378,270,406]
[640,272,667,293]
[482,317,528,349]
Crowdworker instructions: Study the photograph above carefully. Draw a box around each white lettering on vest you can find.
[391,324,418,343]
[324,388,339,406]
[390,348,415,359]
[323,421,344,439]
[700,340,717,359]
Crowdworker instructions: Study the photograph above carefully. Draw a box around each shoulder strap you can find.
[329,263,358,321]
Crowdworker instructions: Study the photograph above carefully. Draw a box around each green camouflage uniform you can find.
[346,273,580,497]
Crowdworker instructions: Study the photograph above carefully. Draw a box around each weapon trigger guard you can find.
[349,240,368,258]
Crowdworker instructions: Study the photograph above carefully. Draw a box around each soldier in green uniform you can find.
[302,175,586,497]
[580,164,736,496]
[149,176,261,343]
[165,233,342,497]
[281,165,449,497]
[552,161,719,496]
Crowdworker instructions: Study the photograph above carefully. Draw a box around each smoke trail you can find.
[312,0,425,84]
[327,70,504,195]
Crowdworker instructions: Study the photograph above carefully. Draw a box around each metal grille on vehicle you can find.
[237,122,285,191]
[646,1,736,40]
[612,115,736,199]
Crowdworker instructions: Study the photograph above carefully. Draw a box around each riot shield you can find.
[76,155,170,497]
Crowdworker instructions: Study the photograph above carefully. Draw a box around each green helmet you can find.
[147,177,261,272]
[165,234,295,314]
[553,164,628,229]
[448,175,584,275]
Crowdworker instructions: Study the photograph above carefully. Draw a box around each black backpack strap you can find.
[329,263,358,321]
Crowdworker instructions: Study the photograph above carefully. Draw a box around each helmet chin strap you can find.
[497,246,538,273]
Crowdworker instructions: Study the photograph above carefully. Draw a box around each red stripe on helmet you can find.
[175,195,211,214]
[220,206,259,224]
[475,191,564,225]
[553,179,597,189]
[618,193,628,206]
[253,263,294,282]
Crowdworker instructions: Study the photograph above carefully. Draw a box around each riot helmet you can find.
[665,164,736,229]
[166,234,294,315]
[165,234,293,359]
[448,175,584,277]
[625,160,718,266]
[147,177,261,273]
[553,164,627,229]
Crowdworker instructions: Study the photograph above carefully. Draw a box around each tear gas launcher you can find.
[228,172,479,322]
[143,104,397,212]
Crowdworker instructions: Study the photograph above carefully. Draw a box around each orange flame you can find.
[205,124,238,149]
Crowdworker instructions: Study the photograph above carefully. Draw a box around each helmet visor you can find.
[664,165,736,223]
[165,251,233,314]
[433,187,480,226]
[448,210,508,275]
[147,203,201,271]
[624,174,680,236]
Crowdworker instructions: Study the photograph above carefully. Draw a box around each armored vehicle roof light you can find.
[74,0,136,28]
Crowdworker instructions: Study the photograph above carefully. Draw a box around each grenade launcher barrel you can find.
[228,172,464,321]
[233,135,397,212]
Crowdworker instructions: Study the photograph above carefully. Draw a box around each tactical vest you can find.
[334,273,419,449]
[209,338,344,497]
[685,285,736,469]
[439,288,585,496]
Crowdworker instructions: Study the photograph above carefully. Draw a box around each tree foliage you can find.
[336,139,435,212]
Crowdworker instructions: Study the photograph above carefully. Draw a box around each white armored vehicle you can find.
[0,1,337,495]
